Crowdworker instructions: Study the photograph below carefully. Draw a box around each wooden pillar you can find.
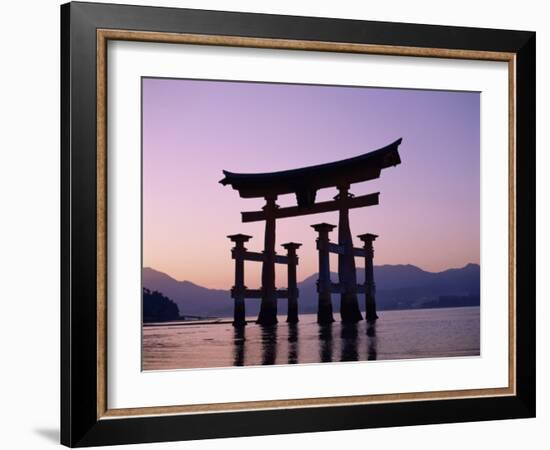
[228,234,252,327]
[282,242,302,324]
[311,223,336,324]
[257,196,279,325]
[335,185,363,323]
[358,233,379,322]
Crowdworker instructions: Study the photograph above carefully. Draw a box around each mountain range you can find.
[143,263,480,318]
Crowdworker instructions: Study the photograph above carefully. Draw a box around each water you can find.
[142,306,480,371]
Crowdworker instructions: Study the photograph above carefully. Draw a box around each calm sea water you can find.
[142,306,480,371]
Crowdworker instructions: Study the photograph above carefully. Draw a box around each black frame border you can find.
[61,2,535,447]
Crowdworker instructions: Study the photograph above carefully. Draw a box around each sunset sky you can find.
[142,78,480,290]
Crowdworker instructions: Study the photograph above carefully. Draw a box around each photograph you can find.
[141,78,481,371]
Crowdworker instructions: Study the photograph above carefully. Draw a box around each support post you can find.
[257,196,279,325]
[311,223,336,324]
[228,234,252,327]
[282,242,302,324]
[358,233,379,322]
[335,185,363,323]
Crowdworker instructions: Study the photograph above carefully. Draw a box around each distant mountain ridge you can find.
[143,264,480,318]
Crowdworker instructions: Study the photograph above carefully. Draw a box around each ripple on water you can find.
[142,307,480,371]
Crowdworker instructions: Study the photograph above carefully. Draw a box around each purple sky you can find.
[143,78,480,289]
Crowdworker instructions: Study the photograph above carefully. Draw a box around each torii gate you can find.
[220,138,402,325]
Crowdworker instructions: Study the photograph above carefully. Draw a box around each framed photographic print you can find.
[60,1,536,447]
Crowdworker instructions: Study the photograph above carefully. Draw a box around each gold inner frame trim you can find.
[96,28,517,420]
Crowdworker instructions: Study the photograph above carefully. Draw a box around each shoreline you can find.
[143,305,480,328]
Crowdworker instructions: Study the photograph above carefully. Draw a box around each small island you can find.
[142,288,180,323]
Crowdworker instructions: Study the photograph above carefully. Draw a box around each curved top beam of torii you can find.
[219,138,402,207]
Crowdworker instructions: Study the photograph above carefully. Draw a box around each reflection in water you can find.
[261,325,278,365]
[366,321,378,361]
[233,326,246,366]
[232,319,378,366]
[340,323,359,361]
[288,324,299,364]
[318,324,333,363]
[145,308,481,370]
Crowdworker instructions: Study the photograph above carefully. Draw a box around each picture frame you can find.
[60,1,535,447]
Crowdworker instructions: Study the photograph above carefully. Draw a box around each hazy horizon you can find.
[143,261,480,288]
[143,78,480,290]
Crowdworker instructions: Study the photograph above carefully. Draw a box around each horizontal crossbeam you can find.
[234,251,290,264]
[236,289,290,299]
[241,192,379,223]
[327,243,344,255]
[328,283,367,294]
[326,243,366,257]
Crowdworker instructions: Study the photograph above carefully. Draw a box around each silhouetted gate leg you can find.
[228,234,252,327]
[282,242,301,324]
[336,185,363,323]
[358,233,379,322]
[258,196,279,325]
[312,223,336,324]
